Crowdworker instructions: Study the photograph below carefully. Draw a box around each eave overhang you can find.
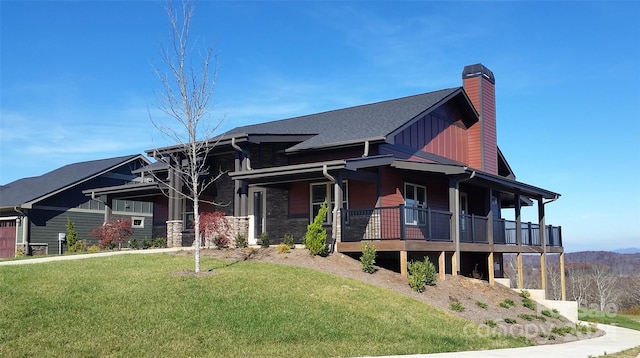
[82,182,165,201]
[391,160,559,200]
[229,155,394,185]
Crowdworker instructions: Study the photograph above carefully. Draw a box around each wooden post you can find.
[538,197,547,296]
[560,252,566,300]
[438,251,445,280]
[488,252,495,286]
[451,252,458,277]
[517,252,523,289]
[400,250,408,278]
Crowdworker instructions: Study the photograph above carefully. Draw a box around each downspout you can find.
[13,207,27,252]
[322,165,338,254]
[231,137,252,171]
[362,140,369,158]
[231,137,251,218]
[453,169,476,274]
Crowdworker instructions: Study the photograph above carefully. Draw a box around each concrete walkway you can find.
[364,324,640,358]
[0,247,187,266]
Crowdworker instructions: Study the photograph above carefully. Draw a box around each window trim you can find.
[132,216,145,229]
[310,181,349,225]
[404,182,427,225]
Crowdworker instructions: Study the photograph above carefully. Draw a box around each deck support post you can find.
[438,251,445,280]
[538,197,547,297]
[517,252,523,289]
[400,250,408,278]
[560,252,566,300]
[451,252,457,276]
[449,178,461,275]
[488,252,495,286]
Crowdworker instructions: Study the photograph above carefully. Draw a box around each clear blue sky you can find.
[1,1,638,252]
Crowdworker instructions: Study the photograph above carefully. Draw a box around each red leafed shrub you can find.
[198,212,232,248]
[89,218,133,249]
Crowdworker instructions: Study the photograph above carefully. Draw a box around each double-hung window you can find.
[404,182,427,225]
[310,181,348,224]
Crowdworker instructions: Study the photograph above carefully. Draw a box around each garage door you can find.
[0,220,17,258]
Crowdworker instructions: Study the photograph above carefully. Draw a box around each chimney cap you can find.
[462,63,495,84]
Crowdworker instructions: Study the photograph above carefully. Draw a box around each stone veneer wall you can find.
[166,220,183,248]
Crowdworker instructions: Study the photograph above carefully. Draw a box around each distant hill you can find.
[565,251,640,275]
[513,250,640,276]
[614,248,640,254]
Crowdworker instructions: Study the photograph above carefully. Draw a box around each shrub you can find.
[66,219,79,249]
[522,297,536,311]
[152,237,167,248]
[89,218,133,250]
[283,233,295,248]
[541,309,561,319]
[235,234,247,248]
[518,314,534,321]
[87,245,100,252]
[305,201,327,256]
[475,301,488,309]
[15,247,25,257]
[499,298,515,308]
[423,257,437,286]
[259,232,270,248]
[68,240,85,253]
[504,318,516,324]
[519,289,531,299]
[142,239,152,249]
[407,260,427,292]
[450,301,465,312]
[198,212,232,248]
[276,243,290,254]
[484,319,497,328]
[360,244,376,274]
[128,238,138,249]
[551,326,575,336]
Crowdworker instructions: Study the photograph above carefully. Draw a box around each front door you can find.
[248,187,266,241]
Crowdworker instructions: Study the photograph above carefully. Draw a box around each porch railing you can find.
[341,205,451,242]
[341,205,562,247]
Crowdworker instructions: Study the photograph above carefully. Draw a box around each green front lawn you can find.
[0,254,529,357]
[579,309,640,331]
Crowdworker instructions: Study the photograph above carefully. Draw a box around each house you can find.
[86,64,566,298]
[0,155,155,257]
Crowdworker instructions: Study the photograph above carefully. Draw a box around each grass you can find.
[579,309,640,331]
[0,254,530,357]
[593,345,640,358]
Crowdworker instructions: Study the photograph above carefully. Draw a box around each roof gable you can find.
[226,88,463,152]
[0,155,148,208]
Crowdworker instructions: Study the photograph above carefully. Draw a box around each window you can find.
[310,181,348,224]
[404,182,427,225]
[132,217,145,228]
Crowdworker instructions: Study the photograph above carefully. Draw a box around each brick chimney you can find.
[462,64,498,175]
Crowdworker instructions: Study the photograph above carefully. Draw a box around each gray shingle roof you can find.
[227,87,462,152]
[0,155,142,207]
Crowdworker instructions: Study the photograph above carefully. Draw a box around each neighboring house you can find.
[0,155,154,257]
[87,64,567,298]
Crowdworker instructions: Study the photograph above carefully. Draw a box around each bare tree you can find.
[545,261,562,300]
[589,264,620,312]
[567,264,591,307]
[152,0,222,272]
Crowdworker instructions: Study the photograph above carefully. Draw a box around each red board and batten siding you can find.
[463,75,498,175]
[393,106,469,165]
